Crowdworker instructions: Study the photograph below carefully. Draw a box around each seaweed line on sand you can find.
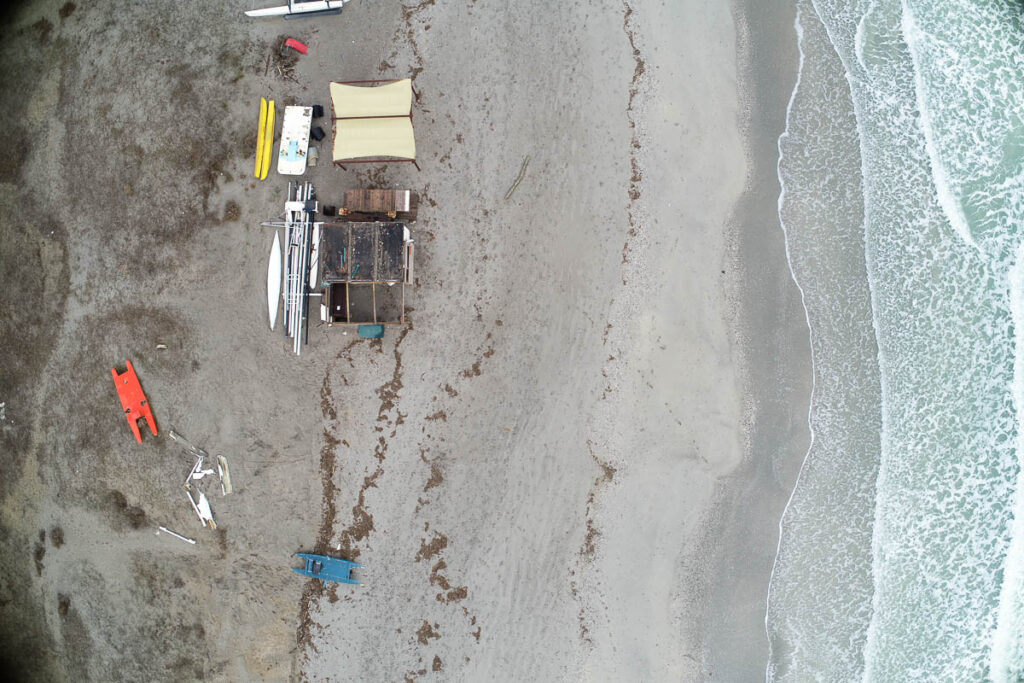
[619,0,647,276]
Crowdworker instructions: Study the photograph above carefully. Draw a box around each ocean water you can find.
[767,0,1024,680]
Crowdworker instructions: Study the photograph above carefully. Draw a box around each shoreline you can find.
[695,0,807,679]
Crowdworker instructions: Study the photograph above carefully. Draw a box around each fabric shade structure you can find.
[330,78,418,168]
[330,80,412,118]
[333,118,415,163]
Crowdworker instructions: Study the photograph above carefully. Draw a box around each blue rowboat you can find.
[292,553,362,585]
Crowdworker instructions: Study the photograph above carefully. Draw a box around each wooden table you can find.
[343,189,411,215]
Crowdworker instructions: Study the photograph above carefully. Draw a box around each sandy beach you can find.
[0,0,802,680]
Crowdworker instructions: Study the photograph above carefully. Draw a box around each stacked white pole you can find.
[281,182,316,356]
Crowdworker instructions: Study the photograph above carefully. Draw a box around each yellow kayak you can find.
[254,97,268,179]
[260,100,275,181]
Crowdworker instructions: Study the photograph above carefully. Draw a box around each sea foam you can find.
[767,1,879,679]
[769,0,1024,679]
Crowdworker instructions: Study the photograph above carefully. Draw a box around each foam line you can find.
[899,2,978,253]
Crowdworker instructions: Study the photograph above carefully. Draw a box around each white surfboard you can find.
[277,106,313,176]
[268,232,282,330]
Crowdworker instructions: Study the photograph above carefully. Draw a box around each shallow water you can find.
[768,0,1024,679]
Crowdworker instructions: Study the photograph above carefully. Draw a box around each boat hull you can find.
[277,105,312,176]
[268,232,282,330]
[254,98,267,178]
[245,1,346,18]
[292,552,362,585]
[260,100,275,181]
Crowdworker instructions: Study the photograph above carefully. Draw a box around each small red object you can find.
[285,38,308,55]
[111,360,157,443]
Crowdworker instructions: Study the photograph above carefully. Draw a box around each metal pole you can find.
[282,183,293,337]
[293,182,307,355]
[304,218,313,346]
[272,181,318,356]
[158,526,196,545]
[299,182,312,350]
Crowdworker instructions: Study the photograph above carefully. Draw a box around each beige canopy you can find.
[330,79,417,164]
[333,118,416,162]
[330,80,413,119]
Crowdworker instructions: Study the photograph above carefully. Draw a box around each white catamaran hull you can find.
[245,0,347,18]
[268,232,282,330]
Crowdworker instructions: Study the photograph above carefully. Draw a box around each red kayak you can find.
[285,38,308,55]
